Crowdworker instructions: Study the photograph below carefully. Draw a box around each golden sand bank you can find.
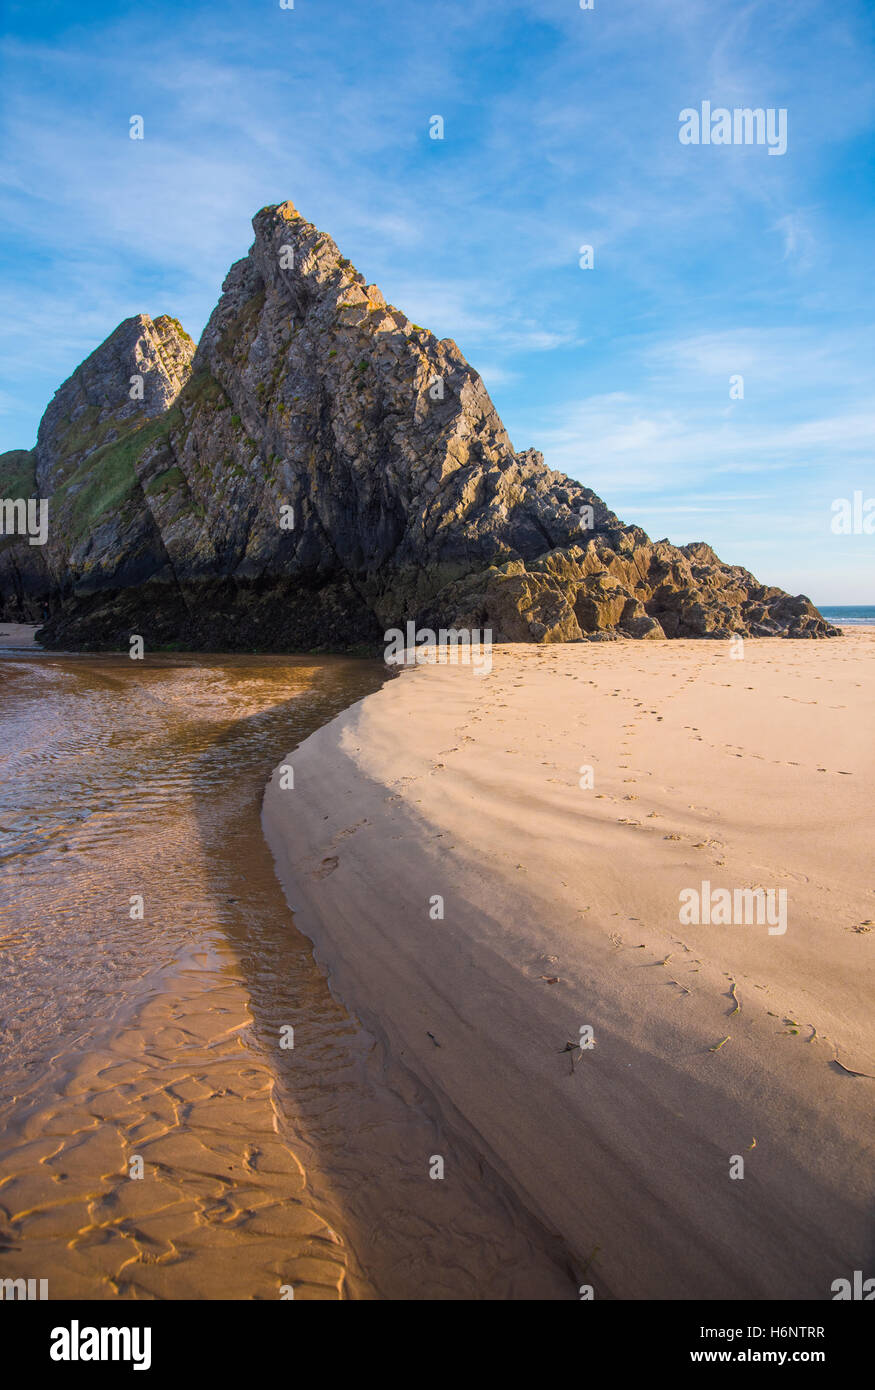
[263,629,875,1299]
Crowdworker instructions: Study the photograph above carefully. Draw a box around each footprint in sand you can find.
[334,821,367,841]
[313,855,339,879]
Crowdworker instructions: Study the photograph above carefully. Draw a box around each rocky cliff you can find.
[0,201,838,647]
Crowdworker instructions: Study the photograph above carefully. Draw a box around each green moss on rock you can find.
[0,449,37,498]
[145,465,186,497]
[54,407,181,539]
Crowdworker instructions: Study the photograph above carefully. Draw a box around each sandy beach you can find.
[0,622,41,650]
[264,628,875,1300]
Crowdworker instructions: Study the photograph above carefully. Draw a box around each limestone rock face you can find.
[0,202,838,645]
[1,314,195,622]
[33,314,195,493]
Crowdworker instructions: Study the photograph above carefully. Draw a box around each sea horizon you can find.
[818,605,875,624]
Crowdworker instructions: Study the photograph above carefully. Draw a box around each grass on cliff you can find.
[52,407,137,472]
[144,465,186,498]
[53,411,180,539]
[0,449,36,498]
[0,450,37,550]
[51,371,230,539]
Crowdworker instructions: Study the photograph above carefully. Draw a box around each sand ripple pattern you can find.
[0,654,382,1299]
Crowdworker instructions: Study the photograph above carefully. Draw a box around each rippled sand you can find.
[0,653,384,1299]
[0,648,575,1299]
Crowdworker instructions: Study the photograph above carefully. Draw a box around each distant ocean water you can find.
[818,606,875,625]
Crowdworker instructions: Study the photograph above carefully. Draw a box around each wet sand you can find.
[0,651,574,1299]
[0,622,41,650]
[263,629,875,1299]
[0,655,377,1299]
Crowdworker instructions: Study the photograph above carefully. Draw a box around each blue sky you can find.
[2,0,873,601]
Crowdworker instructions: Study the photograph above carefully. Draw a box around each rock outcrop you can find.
[0,201,838,647]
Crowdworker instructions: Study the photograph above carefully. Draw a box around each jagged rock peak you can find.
[195,199,516,463]
[1,200,840,646]
[35,313,195,492]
